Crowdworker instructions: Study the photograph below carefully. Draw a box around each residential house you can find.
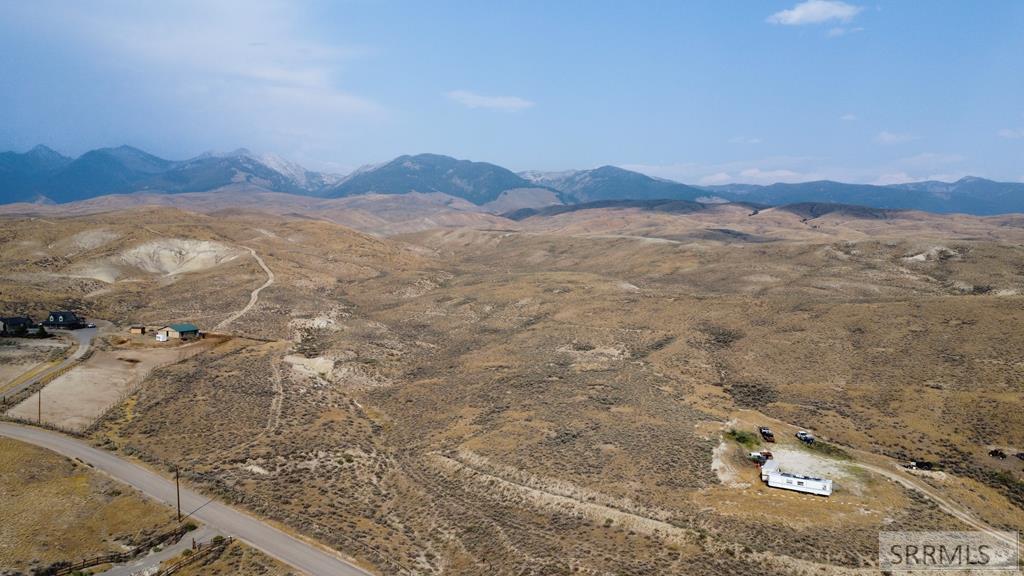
[1,316,34,335]
[155,323,201,341]
[42,310,86,329]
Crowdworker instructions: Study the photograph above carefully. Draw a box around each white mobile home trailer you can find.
[759,459,833,496]
[766,470,833,496]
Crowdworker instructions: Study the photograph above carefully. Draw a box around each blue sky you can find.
[1,1,1022,183]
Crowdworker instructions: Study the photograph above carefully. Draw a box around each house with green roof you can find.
[155,323,200,341]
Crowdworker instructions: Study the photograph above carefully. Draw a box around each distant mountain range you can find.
[2,145,1024,215]
[699,178,1024,216]
[0,145,340,204]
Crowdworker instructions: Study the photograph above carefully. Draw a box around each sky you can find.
[1,1,1023,184]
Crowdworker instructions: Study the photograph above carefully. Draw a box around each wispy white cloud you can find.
[446,90,535,111]
[827,26,863,37]
[728,136,762,144]
[873,172,968,185]
[870,152,967,184]
[624,150,974,187]
[876,130,917,144]
[767,0,863,26]
[1,1,384,167]
[698,172,733,185]
[839,113,858,121]
[872,172,916,185]
[623,158,825,185]
[736,168,811,183]
[898,152,965,168]
[997,128,1024,139]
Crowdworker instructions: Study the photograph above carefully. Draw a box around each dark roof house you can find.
[1,316,34,335]
[42,310,86,329]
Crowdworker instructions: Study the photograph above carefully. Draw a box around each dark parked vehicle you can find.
[989,449,1007,460]
[758,426,775,443]
[796,431,815,444]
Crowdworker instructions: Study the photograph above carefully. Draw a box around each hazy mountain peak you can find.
[535,164,704,204]
[249,151,314,187]
[193,147,253,160]
[26,144,66,159]
[103,144,156,157]
[326,153,539,204]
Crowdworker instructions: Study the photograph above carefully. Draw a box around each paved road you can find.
[2,327,96,399]
[0,423,373,576]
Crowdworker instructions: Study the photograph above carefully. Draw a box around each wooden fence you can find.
[153,537,234,576]
[47,525,191,576]
[1,355,89,411]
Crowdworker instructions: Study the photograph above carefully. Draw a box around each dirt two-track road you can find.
[0,422,372,576]
[214,246,275,331]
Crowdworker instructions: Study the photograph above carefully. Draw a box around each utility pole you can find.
[37,390,41,424]
[175,466,181,522]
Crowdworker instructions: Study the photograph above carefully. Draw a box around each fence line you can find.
[1,354,88,411]
[153,536,234,576]
[47,525,191,576]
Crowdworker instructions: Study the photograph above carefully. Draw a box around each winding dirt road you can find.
[215,247,274,331]
[854,461,1017,549]
[749,411,1016,549]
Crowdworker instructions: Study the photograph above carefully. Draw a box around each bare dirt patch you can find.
[7,339,215,430]
[121,239,242,276]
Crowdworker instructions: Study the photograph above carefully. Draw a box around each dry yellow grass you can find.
[0,436,176,573]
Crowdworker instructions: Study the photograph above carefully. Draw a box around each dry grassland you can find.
[0,436,175,574]
[2,206,1023,574]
